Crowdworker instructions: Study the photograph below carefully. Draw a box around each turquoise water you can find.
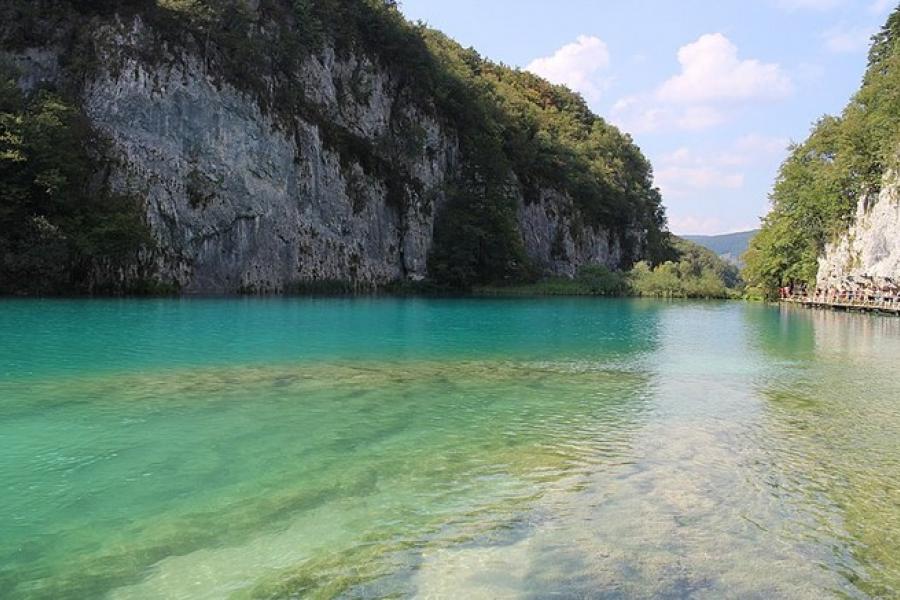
[1,298,899,599]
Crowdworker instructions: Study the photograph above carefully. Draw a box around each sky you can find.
[399,0,895,235]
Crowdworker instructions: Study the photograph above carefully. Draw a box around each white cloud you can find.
[655,135,789,234]
[661,134,787,168]
[735,133,790,154]
[611,34,792,135]
[675,106,727,130]
[526,35,611,101]
[654,159,744,200]
[657,34,793,103]
[652,134,787,201]
[823,25,875,53]
[610,98,725,134]
[655,165,744,200]
[609,96,667,133]
[669,215,760,235]
[722,134,790,164]
[663,147,695,164]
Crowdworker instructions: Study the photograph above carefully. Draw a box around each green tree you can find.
[744,5,900,296]
[1,0,672,292]
[0,62,152,294]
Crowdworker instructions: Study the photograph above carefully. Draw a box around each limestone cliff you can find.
[0,1,664,294]
[816,173,900,291]
[80,19,457,293]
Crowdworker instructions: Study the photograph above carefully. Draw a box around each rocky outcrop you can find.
[71,17,459,293]
[816,172,900,292]
[518,188,628,278]
[4,14,637,294]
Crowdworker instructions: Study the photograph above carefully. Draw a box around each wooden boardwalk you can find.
[782,296,900,315]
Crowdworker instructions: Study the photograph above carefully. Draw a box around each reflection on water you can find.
[754,306,900,598]
[404,303,900,599]
[0,299,898,598]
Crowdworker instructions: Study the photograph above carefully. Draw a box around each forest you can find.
[743,7,900,296]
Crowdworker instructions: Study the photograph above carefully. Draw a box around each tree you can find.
[743,5,900,295]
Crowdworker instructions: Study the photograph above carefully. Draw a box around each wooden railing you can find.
[783,292,900,314]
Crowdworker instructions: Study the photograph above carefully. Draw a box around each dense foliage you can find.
[0,0,668,292]
[475,264,630,297]
[629,237,741,299]
[744,7,900,295]
[478,237,741,299]
[0,63,152,294]
[163,0,669,287]
[419,31,667,286]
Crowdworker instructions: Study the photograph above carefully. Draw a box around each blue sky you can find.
[400,0,895,234]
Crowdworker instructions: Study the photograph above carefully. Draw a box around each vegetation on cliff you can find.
[478,237,742,299]
[0,62,153,295]
[0,0,668,293]
[743,7,900,295]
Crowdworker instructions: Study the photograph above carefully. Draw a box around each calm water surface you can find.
[1,298,898,599]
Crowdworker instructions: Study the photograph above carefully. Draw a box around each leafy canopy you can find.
[1,0,669,291]
[0,62,152,294]
[744,6,900,294]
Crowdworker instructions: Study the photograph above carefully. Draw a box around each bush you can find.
[628,241,737,299]
[575,264,629,295]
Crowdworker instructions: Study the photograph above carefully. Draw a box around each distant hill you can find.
[683,230,758,266]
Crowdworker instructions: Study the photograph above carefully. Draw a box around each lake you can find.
[1,298,898,599]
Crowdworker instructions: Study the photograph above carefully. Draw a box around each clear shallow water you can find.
[1,298,898,599]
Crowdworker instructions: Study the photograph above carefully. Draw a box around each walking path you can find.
[783,294,900,315]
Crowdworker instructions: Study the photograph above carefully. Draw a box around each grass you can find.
[474,278,614,297]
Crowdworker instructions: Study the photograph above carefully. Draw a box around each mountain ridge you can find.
[683,230,758,266]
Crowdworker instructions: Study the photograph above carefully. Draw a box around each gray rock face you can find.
[816,173,900,291]
[518,189,626,277]
[7,17,634,293]
[76,18,459,293]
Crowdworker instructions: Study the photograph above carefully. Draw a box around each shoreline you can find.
[0,290,741,301]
